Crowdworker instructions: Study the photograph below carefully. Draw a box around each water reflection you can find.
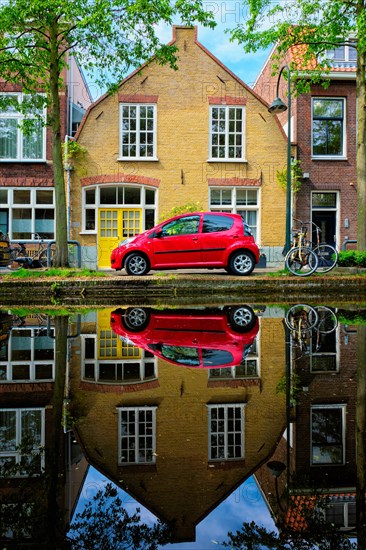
[0,304,365,548]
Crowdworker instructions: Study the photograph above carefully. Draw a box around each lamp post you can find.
[268,65,292,254]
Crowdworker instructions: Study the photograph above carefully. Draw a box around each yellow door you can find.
[98,209,142,268]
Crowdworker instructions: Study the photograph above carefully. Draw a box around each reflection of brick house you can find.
[255,45,358,250]
[72,26,287,269]
[70,309,286,542]
[0,58,92,246]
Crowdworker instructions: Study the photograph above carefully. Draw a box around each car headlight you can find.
[119,236,136,247]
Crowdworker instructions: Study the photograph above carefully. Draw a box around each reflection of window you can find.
[120,104,157,159]
[1,188,54,240]
[209,188,258,240]
[324,501,356,530]
[208,404,245,461]
[310,330,338,372]
[312,98,345,158]
[161,215,200,237]
[0,93,46,161]
[0,408,45,476]
[118,407,156,464]
[311,405,346,465]
[209,106,245,160]
[0,328,54,382]
[202,213,234,233]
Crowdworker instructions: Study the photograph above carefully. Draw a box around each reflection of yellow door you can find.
[98,310,141,359]
[98,209,142,268]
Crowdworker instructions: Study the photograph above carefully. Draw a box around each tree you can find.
[0,0,215,267]
[229,0,366,249]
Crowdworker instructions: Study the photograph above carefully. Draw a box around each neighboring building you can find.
[72,26,287,269]
[254,44,358,249]
[70,307,287,542]
[0,56,92,243]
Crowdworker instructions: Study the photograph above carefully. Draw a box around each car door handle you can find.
[232,235,239,239]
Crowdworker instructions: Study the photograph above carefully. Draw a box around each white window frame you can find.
[118,406,157,465]
[309,327,339,373]
[209,105,246,162]
[208,335,260,379]
[0,408,45,476]
[322,501,356,531]
[0,92,47,162]
[207,403,245,461]
[81,184,157,234]
[311,404,346,466]
[209,187,259,240]
[311,97,346,160]
[0,327,55,383]
[119,103,157,161]
[2,187,55,241]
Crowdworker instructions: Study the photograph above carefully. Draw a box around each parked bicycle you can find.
[284,222,319,276]
[8,233,55,270]
[293,218,338,273]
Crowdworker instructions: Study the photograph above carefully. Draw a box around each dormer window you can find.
[326,42,357,67]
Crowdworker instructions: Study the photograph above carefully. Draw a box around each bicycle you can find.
[284,223,318,277]
[308,221,338,273]
[8,233,55,270]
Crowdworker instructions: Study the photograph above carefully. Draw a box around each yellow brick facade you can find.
[70,310,286,542]
[71,26,287,268]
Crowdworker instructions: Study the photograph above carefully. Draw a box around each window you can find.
[208,404,245,461]
[310,330,338,373]
[161,215,200,237]
[1,188,54,240]
[210,106,245,160]
[0,408,45,476]
[312,98,346,158]
[209,188,258,239]
[120,104,157,159]
[324,501,356,530]
[0,93,46,161]
[311,405,346,465]
[326,43,357,66]
[118,407,157,464]
[82,185,157,233]
[202,214,234,233]
[209,339,259,379]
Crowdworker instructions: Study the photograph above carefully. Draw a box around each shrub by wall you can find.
[338,250,366,267]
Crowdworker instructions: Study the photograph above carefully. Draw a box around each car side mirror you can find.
[155,228,163,238]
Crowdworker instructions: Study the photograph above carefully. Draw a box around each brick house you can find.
[0,56,92,245]
[72,26,287,269]
[254,45,358,250]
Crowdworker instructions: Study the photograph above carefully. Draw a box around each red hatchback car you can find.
[110,212,259,276]
[110,305,259,369]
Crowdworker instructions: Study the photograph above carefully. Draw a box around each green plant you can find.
[159,201,204,222]
[276,372,302,406]
[338,250,366,268]
[276,159,303,194]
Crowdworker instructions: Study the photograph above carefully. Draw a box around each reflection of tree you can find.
[68,483,171,550]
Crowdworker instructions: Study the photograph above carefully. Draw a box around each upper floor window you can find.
[208,403,245,461]
[312,98,346,158]
[118,406,157,464]
[119,104,157,160]
[326,42,357,67]
[209,106,245,161]
[0,93,46,161]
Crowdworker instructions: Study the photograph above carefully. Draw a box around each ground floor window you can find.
[118,406,157,464]
[311,404,346,465]
[0,408,45,476]
[208,403,245,461]
[0,188,55,240]
[209,187,259,240]
[208,338,259,379]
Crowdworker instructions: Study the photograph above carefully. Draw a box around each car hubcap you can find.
[126,308,147,327]
[234,254,251,273]
[130,256,146,274]
[232,308,252,327]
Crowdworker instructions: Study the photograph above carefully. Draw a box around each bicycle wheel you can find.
[313,244,338,273]
[285,304,319,331]
[315,306,338,334]
[285,246,318,276]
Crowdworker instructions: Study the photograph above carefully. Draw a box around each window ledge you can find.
[0,159,48,163]
[117,157,159,162]
[79,231,97,235]
[207,159,248,163]
[312,156,348,161]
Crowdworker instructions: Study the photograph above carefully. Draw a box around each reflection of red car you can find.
[110,306,259,368]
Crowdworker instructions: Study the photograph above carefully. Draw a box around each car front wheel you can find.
[125,253,150,276]
[227,305,255,332]
[228,251,255,276]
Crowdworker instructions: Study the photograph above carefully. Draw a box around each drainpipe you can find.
[65,134,72,242]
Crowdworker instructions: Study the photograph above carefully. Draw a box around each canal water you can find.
[0,302,364,548]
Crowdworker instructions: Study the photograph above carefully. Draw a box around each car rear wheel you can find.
[125,253,150,276]
[227,305,255,332]
[228,251,255,276]
[123,307,151,331]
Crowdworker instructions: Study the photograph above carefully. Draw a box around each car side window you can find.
[202,214,234,233]
[161,215,200,237]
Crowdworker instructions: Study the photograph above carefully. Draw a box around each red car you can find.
[110,212,259,276]
[110,305,259,369]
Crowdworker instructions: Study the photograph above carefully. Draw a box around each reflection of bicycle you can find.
[285,304,338,355]
[8,233,55,270]
[284,223,318,277]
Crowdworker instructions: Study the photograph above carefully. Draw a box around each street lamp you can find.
[268,65,292,254]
